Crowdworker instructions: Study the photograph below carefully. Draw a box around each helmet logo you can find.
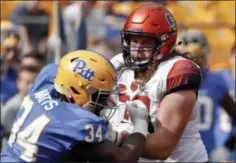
[165,13,177,32]
[73,59,95,81]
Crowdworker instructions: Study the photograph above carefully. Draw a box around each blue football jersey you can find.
[197,70,235,155]
[214,71,235,147]
[1,64,107,162]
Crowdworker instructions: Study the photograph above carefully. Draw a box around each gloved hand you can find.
[126,100,149,137]
[106,122,129,146]
[210,146,231,162]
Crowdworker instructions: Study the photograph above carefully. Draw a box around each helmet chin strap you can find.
[131,58,152,72]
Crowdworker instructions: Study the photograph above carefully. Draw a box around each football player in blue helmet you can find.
[178,30,236,162]
[1,50,149,162]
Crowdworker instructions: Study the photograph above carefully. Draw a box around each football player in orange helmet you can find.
[1,50,149,162]
[108,4,209,162]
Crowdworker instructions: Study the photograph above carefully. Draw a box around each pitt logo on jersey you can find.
[73,59,95,81]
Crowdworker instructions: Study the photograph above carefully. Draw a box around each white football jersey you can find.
[106,53,208,162]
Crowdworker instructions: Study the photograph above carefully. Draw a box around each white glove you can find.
[100,104,133,133]
[126,100,149,137]
[106,123,129,146]
[210,146,231,162]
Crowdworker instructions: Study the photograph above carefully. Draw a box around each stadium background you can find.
[1,1,234,68]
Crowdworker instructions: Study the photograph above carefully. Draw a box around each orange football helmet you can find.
[121,4,178,70]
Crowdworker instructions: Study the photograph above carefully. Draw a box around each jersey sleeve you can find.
[64,117,108,144]
[165,59,202,95]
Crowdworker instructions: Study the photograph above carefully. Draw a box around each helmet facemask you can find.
[83,84,119,121]
[121,31,166,72]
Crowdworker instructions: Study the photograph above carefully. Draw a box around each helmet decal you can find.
[73,59,95,82]
[165,13,175,26]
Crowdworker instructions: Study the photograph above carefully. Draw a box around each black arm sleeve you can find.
[164,59,202,97]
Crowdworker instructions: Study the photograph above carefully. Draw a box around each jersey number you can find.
[84,124,102,142]
[8,97,50,162]
[196,95,231,132]
[197,96,213,130]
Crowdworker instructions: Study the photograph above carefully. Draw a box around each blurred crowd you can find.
[0,0,235,161]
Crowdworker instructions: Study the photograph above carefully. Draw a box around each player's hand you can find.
[126,100,149,137]
[106,123,129,146]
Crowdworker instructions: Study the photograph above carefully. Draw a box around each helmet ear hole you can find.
[100,78,105,82]
[70,86,80,95]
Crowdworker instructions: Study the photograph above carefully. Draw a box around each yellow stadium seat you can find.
[167,2,192,25]
[202,28,235,68]
[215,1,235,25]
[179,1,218,24]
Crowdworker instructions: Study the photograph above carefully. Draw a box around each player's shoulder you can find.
[110,53,124,69]
[40,63,58,77]
[62,103,106,126]
[28,63,58,94]
[158,55,201,77]
[168,56,200,74]
[160,56,202,93]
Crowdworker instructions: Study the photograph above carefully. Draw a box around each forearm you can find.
[116,101,149,163]
[115,133,146,163]
[86,133,146,163]
[143,127,177,160]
